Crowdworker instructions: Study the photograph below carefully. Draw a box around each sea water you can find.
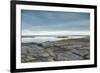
[22,36,85,43]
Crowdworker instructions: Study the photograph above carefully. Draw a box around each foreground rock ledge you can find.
[21,37,90,63]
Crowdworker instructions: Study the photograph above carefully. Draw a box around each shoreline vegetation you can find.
[21,35,90,63]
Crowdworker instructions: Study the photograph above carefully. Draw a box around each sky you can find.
[21,10,90,35]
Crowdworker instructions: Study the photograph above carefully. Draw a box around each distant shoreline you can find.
[21,35,90,38]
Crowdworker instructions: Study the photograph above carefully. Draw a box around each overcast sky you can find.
[21,10,90,35]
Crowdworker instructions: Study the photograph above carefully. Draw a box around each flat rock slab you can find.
[21,37,90,63]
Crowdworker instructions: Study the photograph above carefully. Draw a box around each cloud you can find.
[21,10,90,33]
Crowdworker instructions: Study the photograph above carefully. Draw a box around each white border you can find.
[16,4,94,69]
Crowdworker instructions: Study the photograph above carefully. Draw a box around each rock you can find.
[21,44,51,62]
[55,51,83,61]
[21,36,90,62]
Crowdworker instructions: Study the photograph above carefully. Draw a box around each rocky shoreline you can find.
[21,36,90,63]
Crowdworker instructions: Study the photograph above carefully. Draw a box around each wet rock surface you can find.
[21,37,90,63]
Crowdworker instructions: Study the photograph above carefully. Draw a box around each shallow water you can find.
[22,37,67,43]
[22,36,85,43]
